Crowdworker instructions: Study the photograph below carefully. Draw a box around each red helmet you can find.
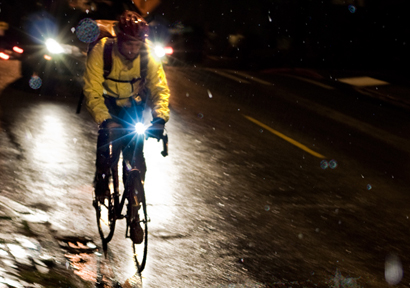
[117,10,149,41]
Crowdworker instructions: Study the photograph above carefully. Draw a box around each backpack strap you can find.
[140,43,148,80]
[138,43,149,98]
[103,38,115,79]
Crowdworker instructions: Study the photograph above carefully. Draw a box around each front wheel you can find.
[127,170,149,273]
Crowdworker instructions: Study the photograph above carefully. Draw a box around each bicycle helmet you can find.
[117,10,149,41]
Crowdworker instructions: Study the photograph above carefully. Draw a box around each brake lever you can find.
[161,134,168,157]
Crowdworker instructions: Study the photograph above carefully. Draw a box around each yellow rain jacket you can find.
[83,38,170,125]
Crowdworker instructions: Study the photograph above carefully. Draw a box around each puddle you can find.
[59,236,142,287]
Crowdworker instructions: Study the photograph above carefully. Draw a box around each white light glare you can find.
[154,45,166,58]
[135,122,146,134]
[45,38,64,54]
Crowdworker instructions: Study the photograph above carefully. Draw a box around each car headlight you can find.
[154,45,166,58]
[45,38,64,54]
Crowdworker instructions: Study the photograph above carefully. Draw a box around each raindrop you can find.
[86,242,97,249]
[320,160,329,169]
[367,184,372,190]
[29,76,42,89]
[268,15,272,22]
[75,18,100,43]
[207,89,213,98]
[298,233,303,239]
[348,5,357,13]
[197,113,204,119]
[385,254,403,285]
[73,138,78,144]
[265,205,270,211]
[259,129,263,133]
[329,159,338,169]
[71,27,75,33]
[186,93,189,97]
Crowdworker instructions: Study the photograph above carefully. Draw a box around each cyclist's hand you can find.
[99,119,122,129]
[146,118,165,140]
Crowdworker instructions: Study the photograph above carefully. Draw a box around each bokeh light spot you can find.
[329,159,338,169]
[320,160,328,169]
[385,254,403,285]
[29,76,42,89]
[75,18,100,43]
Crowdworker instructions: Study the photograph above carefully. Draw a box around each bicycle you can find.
[92,121,168,273]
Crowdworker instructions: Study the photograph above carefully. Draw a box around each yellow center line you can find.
[244,115,326,158]
[287,75,334,90]
[204,68,251,84]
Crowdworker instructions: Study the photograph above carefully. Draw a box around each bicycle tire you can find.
[127,170,149,273]
[93,191,117,249]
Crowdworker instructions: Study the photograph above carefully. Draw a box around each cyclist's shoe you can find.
[130,218,144,244]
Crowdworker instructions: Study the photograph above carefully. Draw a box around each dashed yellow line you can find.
[204,68,251,84]
[287,75,334,90]
[244,115,325,158]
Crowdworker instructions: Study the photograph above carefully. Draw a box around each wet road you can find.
[1,59,410,287]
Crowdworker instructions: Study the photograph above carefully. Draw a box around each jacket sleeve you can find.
[83,39,111,125]
[146,50,170,123]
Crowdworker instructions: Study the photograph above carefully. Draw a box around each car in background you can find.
[0,0,88,90]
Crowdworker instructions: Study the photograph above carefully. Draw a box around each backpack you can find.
[76,20,149,114]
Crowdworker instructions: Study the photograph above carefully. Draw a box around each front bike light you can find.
[135,122,146,135]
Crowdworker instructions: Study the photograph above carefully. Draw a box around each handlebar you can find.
[161,134,168,157]
[146,132,168,157]
[102,123,168,157]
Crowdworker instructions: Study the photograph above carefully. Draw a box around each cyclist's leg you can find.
[121,102,146,185]
[94,127,123,199]
[122,133,146,244]
[94,97,125,199]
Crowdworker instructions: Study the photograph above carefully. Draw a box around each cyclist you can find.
[82,10,170,244]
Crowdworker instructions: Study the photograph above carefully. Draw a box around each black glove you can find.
[146,118,165,140]
[99,119,121,129]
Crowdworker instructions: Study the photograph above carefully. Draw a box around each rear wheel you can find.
[127,171,149,273]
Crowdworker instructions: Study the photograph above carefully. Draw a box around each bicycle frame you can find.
[94,123,168,263]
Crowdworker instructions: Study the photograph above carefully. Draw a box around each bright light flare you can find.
[135,122,146,134]
[164,47,173,55]
[44,54,52,60]
[0,52,10,60]
[45,38,64,54]
[13,46,24,54]
[154,45,166,58]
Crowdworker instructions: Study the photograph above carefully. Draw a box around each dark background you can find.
[156,0,409,70]
[1,0,409,70]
